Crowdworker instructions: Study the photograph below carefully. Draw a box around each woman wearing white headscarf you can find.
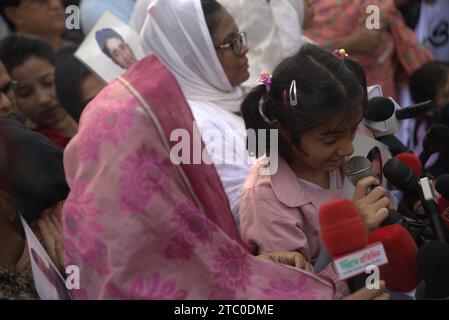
[141,0,254,228]
[219,0,315,86]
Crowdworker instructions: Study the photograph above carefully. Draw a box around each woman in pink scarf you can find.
[61,53,335,300]
[304,0,433,100]
[61,51,392,300]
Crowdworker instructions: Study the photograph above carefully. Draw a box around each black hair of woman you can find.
[0,33,55,73]
[55,46,92,123]
[410,61,449,103]
[201,0,223,36]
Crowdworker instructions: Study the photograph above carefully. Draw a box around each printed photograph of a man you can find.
[95,28,138,70]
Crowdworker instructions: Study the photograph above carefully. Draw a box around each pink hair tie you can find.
[257,71,272,93]
[333,48,349,60]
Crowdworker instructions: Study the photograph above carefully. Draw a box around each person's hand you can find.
[342,281,390,300]
[352,177,389,234]
[258,251,313,272]
[341,26,383,54]
[38,211,64,273]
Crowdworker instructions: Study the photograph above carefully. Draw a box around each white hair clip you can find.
[289,80,298,107]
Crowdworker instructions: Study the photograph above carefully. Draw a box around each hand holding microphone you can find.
[352,177,390,234]
[342,281,390,300]
[344,156,390,233]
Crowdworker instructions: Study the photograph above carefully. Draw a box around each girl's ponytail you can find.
[241,84,273,157]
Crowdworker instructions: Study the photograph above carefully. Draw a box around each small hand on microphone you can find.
[352,177,390,233]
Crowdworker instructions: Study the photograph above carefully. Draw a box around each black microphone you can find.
[416,241,449,299]
[365,98,433,122]
[419,125,449,167]
[377,135,410,156]
[418,176,448,243]
[383,158,421,200]
[365,97,395,122]
[395,100,434,121]
[384,159,448,242]
[380,208,409,228]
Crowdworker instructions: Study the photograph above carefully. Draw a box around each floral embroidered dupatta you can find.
[61,55,335,300]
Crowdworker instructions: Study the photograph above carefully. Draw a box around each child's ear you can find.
[272,120,292,145]
[4,7,22,29]
[4,6,23,29]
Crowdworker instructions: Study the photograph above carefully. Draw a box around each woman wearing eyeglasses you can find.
[219,0,315,89]
[142,0,254,229]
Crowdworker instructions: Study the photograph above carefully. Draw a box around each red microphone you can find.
[320,199,388,292]
[319,199,367,256]
[435,174,449,231]
[368,224,421,292]
[395,152,422,177]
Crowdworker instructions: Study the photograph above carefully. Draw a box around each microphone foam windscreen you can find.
[365,97,395,122]
[343,156,373,186]
[395,153,422,177]
[383,158,420,197]
[319,199,368,257]
[368,224,421,292]
[417,241,449,299]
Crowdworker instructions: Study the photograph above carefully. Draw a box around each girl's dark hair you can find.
[0,34,55,73]
[410,61,449,103]
[55,45,92,123]
[201,0,223,37]
[241,44,364,163]
[344,58,368,106]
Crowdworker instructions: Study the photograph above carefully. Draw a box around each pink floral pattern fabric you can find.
[119,145,172,214]
[61,55,336,300]
[63,182,103,251]
[106,273,188,300]
[165,201,218,260]
[263,277,321,300]
[62,183,110,277]
[78,84,136,163]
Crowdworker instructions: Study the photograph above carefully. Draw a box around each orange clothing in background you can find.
[305,0,433,99]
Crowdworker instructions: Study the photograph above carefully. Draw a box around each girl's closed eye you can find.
[323,138,337,145]
[16,86,33,98]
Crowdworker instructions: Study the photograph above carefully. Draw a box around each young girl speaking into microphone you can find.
[240,44,389,271]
